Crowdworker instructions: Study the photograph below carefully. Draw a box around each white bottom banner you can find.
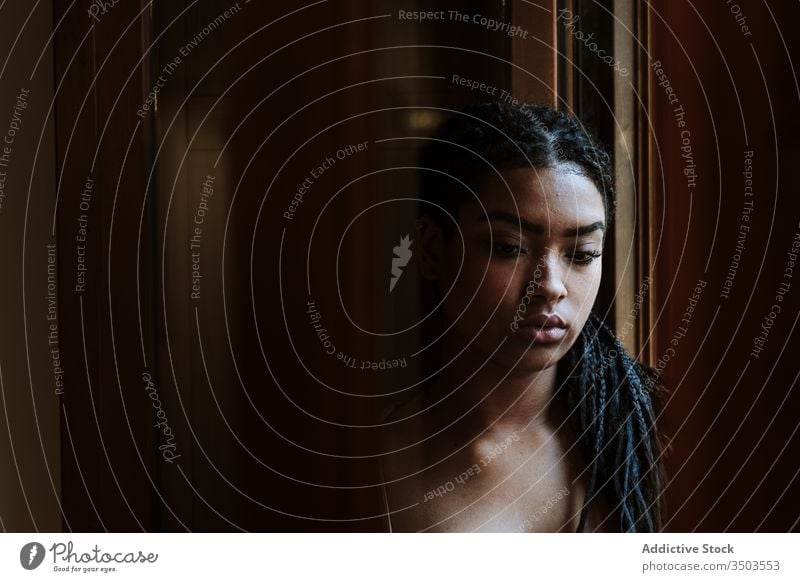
[0,533,797,581]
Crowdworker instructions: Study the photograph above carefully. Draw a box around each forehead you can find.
[470,166,606,230]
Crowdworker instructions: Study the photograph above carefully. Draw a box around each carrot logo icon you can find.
[389,234,413,292]
[20,542,45,570]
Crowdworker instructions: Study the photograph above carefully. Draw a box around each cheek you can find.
[567,266,603,312]
[468,255,523,309]
[476,275,517,318]
[440,249,519,321]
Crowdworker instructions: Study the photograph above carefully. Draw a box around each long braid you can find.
[570,320,607,532]
[558,312,664,532]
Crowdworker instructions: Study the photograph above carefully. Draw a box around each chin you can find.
[467,331,566,375]
[502,329,581,373]
[507,347,566,374]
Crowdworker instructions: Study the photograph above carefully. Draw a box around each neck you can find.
[424,333,562,443]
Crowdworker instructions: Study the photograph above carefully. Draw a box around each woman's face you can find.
[425,165,606,373]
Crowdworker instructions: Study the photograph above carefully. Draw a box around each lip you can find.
[516,313,568,344]
[520,313,567,329]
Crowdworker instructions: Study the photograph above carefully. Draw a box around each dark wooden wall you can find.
[54,0,158,530]
[53,0,518,531]
[645,0,800,531]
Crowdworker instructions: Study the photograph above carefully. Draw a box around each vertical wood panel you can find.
[54,0,156,530]
[0,1,61,531]
[511,0,558,104]
[645,0,800,531]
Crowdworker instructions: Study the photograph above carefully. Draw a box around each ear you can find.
[415,216,446,281]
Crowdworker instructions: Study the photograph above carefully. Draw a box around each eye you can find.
[570,250,602,265]
[491,241,527,258]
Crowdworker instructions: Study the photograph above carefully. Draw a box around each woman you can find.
[380,102,664,533]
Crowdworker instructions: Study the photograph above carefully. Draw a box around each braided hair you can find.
[558,313,663,532]
[418,101,616,234]
[417,101,664,532]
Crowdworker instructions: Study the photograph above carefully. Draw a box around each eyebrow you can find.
[480,211,606,237]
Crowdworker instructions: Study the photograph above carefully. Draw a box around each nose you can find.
[525,251,568,305]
